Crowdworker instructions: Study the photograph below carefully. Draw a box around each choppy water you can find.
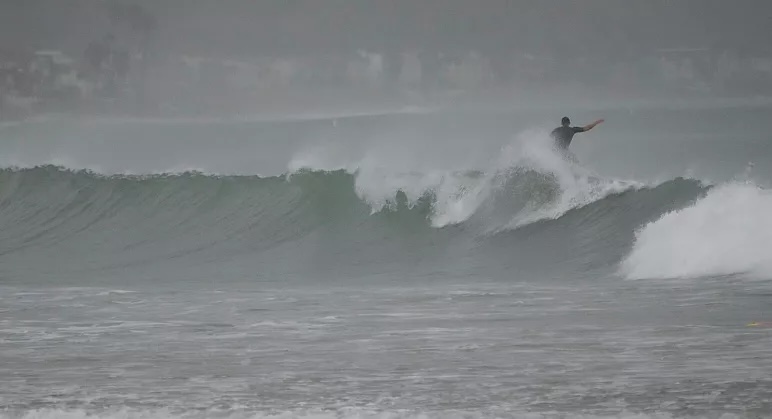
[0,104,771,418]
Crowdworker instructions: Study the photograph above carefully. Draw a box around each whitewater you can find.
[1,105,771,418]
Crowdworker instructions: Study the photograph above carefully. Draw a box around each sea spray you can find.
[622,182,772,279]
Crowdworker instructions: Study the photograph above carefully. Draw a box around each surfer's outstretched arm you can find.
[581,119,604,132]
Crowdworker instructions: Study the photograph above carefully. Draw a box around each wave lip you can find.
[621,182,772,280]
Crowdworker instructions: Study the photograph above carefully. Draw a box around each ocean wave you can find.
[0,162,713,281]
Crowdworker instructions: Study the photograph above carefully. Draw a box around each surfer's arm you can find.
[580,119,604,132]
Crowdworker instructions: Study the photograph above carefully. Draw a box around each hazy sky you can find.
[2,0,772,57]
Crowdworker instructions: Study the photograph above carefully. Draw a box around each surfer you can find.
[550,117,604,150]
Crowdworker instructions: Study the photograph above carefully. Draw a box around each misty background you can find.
[2,0,772,118]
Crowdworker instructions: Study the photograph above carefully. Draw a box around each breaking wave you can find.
[1,129,768,281]
[622,182,772,280]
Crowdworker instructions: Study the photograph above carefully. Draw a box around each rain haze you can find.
[1,2,772,419]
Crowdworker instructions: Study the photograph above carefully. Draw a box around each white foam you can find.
[622,182,772,279]
[428,173,491,227]
[287,128,642,229]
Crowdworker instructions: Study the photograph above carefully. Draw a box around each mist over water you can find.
[2,1,772,418]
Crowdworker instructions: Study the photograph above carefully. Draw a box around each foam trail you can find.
[622,182,772,279]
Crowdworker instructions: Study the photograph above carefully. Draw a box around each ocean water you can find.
[0,103,771,418]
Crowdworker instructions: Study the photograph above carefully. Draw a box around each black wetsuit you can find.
[550,126,586,150]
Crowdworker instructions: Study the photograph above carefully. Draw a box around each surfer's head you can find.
[561,117,570,127]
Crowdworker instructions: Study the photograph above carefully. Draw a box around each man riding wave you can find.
[550,117,604,150]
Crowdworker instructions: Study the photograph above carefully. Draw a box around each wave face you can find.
[0,162,714,283]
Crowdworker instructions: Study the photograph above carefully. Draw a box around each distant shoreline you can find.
[5,87,772,124]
